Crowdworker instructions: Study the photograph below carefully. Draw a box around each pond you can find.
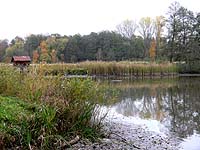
[98,77,200,150]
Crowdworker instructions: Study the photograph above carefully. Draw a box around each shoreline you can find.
[70,121,181,150]
[70,106,182,150]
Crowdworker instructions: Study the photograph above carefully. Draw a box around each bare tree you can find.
[116,19,137,39]
[155,16,165,48]
[138,17,155,58]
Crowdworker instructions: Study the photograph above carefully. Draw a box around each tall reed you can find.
[77,61,178,77]
[29,61,178,77]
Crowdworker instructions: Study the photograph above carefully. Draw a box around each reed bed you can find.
[28,61,178,77]
[77,61,178,77]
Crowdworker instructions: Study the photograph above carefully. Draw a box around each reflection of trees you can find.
[167,78,200,138]
[112,78,200,138]
[115,87,166,120]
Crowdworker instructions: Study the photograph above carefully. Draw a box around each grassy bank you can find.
[29,61,178,77]
[0,66,110,149]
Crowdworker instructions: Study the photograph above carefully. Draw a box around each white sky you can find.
[0,0,199,41]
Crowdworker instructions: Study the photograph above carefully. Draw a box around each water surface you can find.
[99,77,200,149]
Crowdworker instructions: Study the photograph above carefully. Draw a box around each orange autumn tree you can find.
[32,50,39,63]
[149,38,156,61]
[39,41,51,63]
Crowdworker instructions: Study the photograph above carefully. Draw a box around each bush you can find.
[178,62,200,74]
[65,68,88,76]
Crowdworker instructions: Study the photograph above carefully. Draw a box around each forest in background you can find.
[0,2,199,66]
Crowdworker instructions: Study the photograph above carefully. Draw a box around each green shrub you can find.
[178,62,200,74]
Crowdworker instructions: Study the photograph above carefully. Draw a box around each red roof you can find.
[11,56,31,62]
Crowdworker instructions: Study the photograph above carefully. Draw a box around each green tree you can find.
[166,1,181,62]
[185,12,200,71]
[24,34,47,58]
[166,2,197,62]
[131,36,145,60]
[176,7,195,61]
[56,37,68,62]
[0,39,8,62]
[5,36,25,58]
[64,34,81,62]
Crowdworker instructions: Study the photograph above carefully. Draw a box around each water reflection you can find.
[102,77,200,139]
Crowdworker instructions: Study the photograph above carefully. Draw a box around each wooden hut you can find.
[11,56,31,69]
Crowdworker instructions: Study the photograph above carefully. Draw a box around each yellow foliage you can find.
[149,39,156,61]
[32,50,39,63]
[40,41,47,50]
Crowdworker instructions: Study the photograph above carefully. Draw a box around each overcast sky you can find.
[0,0,199,41]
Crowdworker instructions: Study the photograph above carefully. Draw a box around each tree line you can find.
[0,2,199,65]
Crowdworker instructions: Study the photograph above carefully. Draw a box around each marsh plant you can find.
[0,65,109,149]
[77,61,178,76]
[29,61,178,77]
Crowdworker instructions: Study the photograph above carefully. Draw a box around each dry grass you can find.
[27,61,178,77]
[77,61,178,76]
